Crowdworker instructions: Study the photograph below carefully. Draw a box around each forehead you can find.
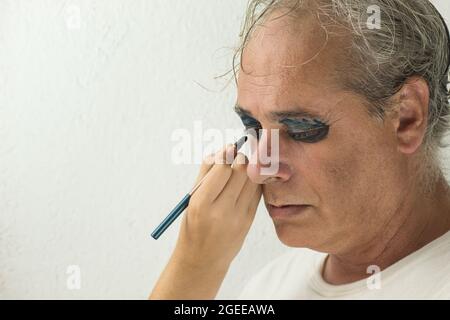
[236,10,348,119]
[240,12,328,74]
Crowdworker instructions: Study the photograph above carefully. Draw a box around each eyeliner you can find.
[151,136,248,240]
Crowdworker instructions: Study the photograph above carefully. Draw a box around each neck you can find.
[323,175,450,285]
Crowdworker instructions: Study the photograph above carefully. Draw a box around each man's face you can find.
[236,13,407,254]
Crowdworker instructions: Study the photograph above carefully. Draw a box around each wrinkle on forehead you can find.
[238,9,349,89]
[236,8,353,124]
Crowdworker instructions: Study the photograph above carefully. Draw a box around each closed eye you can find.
[287,126,329,143]
[236,111,330,143]
[238,115,262,137]
[281,118,330,143]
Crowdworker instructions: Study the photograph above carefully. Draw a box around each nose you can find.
[246,129,292,184]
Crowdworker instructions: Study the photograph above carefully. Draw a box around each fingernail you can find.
[234,152,247,165]
[225,145,236,164]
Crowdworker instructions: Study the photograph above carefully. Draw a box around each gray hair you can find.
[232,0,450,169]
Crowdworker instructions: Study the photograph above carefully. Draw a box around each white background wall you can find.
[0,0,449,299]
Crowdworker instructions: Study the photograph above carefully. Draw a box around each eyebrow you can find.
[234,104,326,122]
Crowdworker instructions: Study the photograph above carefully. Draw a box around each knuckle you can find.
[232,162,247,174]
[219,163,233,175]
[232,153,247,167]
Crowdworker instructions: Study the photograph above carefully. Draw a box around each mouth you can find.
[266,203,311,219]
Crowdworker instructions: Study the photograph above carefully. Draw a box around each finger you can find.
[194,154,215,185]
[219,143,238,165]
[193,146,235,203]
[193,164,232,204]
[236,179,261,214]
[194,144,234,185]
[217,153,249,206]
[238,184,262,231]
[247,184,262,216]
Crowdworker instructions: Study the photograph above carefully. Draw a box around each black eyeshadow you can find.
[236,112,330,143]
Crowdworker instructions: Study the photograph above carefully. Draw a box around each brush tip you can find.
[235,135,248,151]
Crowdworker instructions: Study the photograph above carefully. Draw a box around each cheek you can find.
[322,150,365,200]
[288,129,371,208]
[312,119,385,199]
[304,147,363,205]
[317,135,398,225]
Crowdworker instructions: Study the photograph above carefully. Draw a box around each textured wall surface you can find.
[0,0,449,299]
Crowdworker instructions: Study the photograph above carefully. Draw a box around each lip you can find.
[267,204,310,219]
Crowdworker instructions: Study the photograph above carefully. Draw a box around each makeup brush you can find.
[151,136,248,240]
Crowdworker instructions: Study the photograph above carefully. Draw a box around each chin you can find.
[273,223,313,248]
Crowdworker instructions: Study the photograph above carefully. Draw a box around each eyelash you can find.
[242,122,329,143]
[287,126,329,143]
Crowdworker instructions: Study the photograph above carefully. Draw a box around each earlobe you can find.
[393,77,430,155]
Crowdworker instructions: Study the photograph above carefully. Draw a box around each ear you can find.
[389,77,430,155]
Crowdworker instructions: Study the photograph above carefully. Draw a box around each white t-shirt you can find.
[238,231,450,299]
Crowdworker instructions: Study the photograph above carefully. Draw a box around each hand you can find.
[174,144,262,269]
[149,144,262,300]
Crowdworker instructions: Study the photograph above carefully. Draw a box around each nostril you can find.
[261,177,280,184]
